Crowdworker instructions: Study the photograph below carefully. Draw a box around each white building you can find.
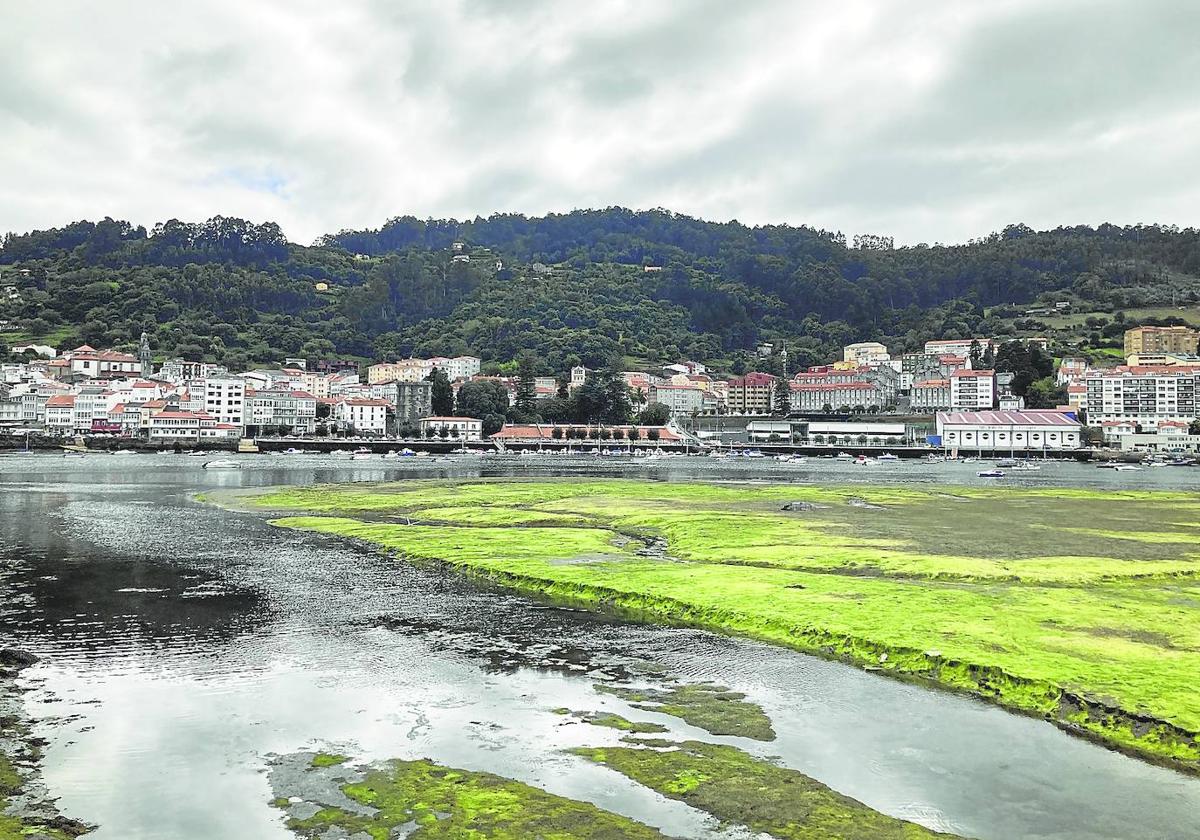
[247,390,318,435]
[648,383,706,417]
[430,356,481,381]
[1084,367,1199,431]
[335,398,389,436]
[950,369,996,409]
[63,345,141,378]
[570,366,590,389]
[418,416,483,440]
[936,410,1083,452]
[842,342,891,367]
[200,377,245,431]
[44,395,75,434]
[147,411,241,442]
[924,338,996,358]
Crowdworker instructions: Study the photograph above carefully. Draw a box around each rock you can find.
[781,501,827,512]
[0,649,39,670]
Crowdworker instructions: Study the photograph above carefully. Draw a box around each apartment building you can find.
[842,342,891,367]
[726,372,776,414]
[1123,325,1200,356]
[949,369,996,409]
[648,383,706,416]
[246,390,318,435]
[200,377,245,431]
[910,378,951,411]
[334,398,389,435]
[1084,366,1199,431]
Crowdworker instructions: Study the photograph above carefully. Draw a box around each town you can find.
[2,322,1198,458]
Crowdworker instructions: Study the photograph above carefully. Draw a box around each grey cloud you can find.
[0,0,1197,245]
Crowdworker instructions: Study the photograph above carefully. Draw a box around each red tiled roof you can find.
[45,395,75,407]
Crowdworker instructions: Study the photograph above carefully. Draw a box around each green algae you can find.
[595,683,776,742]
[572,740,956,839]
[281,757,671,839]
[246,478,1200,770]
[569,711,669,734]
[310,753,349,768]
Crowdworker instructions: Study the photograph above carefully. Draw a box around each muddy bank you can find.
[0,650,92,839]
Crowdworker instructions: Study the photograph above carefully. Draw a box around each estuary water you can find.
[1,452,1199,840]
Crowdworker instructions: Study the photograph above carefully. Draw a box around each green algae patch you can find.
[310,753,349,768]
[572,740,956,839]
[569,711,669,734]
[596,683,776,742]
[246,478,1200,770]
[280,756,672,839]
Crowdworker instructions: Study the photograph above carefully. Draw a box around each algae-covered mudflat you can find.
[241,478,1200,772]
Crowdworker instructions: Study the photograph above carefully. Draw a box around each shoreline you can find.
[0,651,93,839]
[208,479,1200,775]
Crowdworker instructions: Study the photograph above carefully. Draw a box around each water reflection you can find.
[1,457,1199,840]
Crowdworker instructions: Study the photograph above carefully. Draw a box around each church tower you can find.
[139,332,152,377]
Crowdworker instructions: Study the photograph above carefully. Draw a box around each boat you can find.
[836,452,853,460]
[330,449,354,458]
[853,455,876,466]
[202,459,241,469]
[1010,461,1041,472]
[1094,461,1121,469]
[62,451,87,458]
[1166,458,1197,467]
[961,457,979,464]
[1113,464,1142,471]
[743,449,765,458]
[113,448,138,455]
[188,450,210,457]
[977,469,1005,478]
[282,447,303,455]
[996,458,1019,468]
[350,448,376,460]
[877,453,899,461]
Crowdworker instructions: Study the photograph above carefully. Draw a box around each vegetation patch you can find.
[572,740,957,838]
[595,683,776,742]
[273,754,671,839]
[568,711,669,734]
[245,479,1200,770]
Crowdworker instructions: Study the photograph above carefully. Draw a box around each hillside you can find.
[2,211,1200,375]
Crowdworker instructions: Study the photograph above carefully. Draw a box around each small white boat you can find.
[113,448,138,455]
[283,447,303,455]
[62,451,88,458]
[330,449,354,458]
[836,452,853,460]
[1113,464,1142,472]
[977,469,1005,478]
[202,459,241,469]
[853,456,877,466]
[1010,462,1041,472]
[188,450,210,457]
[877,453,899,461]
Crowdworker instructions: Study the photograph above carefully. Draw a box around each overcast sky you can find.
[2,0,1198,245]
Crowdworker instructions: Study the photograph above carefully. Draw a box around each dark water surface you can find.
[2,452,1199,840]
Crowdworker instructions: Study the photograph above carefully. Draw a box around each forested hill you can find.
[2,210,1199,375]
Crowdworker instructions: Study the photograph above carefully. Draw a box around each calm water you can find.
[1,452,1199,840]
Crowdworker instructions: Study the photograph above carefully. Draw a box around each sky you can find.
[2,0,1199,246]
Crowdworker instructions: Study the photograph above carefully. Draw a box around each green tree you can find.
[638,402,671,426]
[428,367,455,415]
[515,353,537,414]
[772,378,791,416]
[456,380,510,418]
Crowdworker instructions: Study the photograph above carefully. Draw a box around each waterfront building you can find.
[418,416,483,440]
[199,377,246,431]
[333,398,389,436]
[147,410,241,442]
[246,390,318,435]
[936,409,1083,452]
[1084,366,1200,431]
[44,395,75,435]
[489,423,687,444]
